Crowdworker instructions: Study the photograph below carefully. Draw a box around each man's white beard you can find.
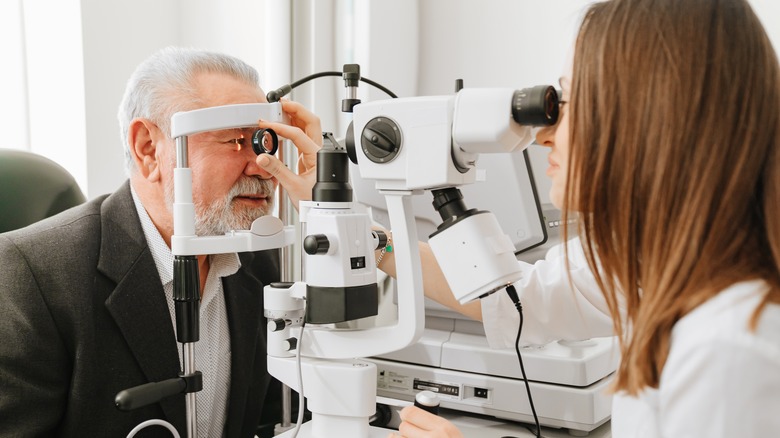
[165,176,276,236]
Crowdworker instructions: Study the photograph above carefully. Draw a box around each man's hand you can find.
[387,406,465,438]
[255,99,321,209]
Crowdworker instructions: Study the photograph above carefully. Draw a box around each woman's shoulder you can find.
[659,280,780,436]
[671,279,780,353]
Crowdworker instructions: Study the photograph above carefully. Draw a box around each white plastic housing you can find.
[301,201,377,288]
[274,193,424,360]
[428,211,523,304]
[264,283,305,358]
[171,102,285,137]
[171,217,295,256]
[451,88,535,154]
[351,95,474,191]
[268,355,379,437]
[350,89,537,193]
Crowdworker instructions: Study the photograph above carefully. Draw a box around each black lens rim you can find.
[251,128,279,155]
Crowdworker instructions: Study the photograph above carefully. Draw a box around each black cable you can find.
[356,76,397,99]
[289,71,340,89]
[266,71,397,102]
[505,284,542,438]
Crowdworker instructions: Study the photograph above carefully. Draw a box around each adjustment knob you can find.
[268,318,287,332]
[361,117,401,163]
[303,234,330,255]
[284,337,298,351]
[373,230,388,250]
[414,390,441,415]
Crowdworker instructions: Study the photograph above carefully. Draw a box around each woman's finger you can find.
[396,406,465,438]
[280,98,323,144]
[257,119,320,174]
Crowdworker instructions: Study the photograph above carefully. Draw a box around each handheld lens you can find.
[252,128,279,155]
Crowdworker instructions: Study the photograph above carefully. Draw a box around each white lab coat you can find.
[480,238,780,437]
[481,237,615,348]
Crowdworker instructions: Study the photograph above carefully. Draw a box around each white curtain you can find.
[0,0,30,152]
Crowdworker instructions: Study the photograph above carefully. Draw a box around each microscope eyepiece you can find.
[512,85,560,126]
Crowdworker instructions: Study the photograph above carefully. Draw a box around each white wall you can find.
[80,0,180,198]
[0,0,30,151]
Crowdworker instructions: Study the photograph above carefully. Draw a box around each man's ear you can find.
[128,118,162,182]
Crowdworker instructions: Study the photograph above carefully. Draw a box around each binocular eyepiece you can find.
[251,128,279,156]
[512,85,560,126]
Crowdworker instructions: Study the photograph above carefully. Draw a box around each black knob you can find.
[284,337,298,351]
[361,117,401,163]
[303,234,330,255]
[373,230,388,250]
[268,318,287,332]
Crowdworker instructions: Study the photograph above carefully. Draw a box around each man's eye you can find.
[222,138,246,151]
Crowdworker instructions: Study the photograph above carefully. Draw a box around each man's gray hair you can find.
[117,46,261,175]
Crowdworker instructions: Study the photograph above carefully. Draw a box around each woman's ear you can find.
[128,118,162,182]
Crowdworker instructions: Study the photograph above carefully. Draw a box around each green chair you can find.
[0,148,86,233]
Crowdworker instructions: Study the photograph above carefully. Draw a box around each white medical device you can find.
[263,85,562,437]
[349,87,557,304]
[349,88,618,434]
[264,133,425,437]
[347,87,616,435]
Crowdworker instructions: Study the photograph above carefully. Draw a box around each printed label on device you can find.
[413,379,460,397]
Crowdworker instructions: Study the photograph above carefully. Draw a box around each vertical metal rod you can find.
[278,138,299,282]
[278,137,299,427]
[176,136,189,167]
[173,137,197,437]
[281,385,292,428]
[184,343,198,437]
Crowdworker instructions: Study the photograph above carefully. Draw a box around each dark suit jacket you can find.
[0,182,280,437]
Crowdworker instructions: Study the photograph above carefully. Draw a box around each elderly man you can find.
[0,47,320,437]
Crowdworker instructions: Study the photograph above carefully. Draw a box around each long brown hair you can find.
[563,0,780,395]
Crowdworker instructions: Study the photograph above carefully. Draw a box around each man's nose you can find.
[244,153,274,179]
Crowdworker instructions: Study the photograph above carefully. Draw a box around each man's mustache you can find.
[228,177,275,201]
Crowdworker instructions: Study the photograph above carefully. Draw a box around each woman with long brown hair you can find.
[388,0,780,436]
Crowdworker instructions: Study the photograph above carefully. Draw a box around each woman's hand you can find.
[255,98,321,209]
[387,406,465,438]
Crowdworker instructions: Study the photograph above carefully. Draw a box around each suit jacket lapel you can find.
[98,182,185,430]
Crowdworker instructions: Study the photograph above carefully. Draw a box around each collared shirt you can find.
[131,187,239,437]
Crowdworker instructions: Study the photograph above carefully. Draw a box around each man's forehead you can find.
[192,71,267,106]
